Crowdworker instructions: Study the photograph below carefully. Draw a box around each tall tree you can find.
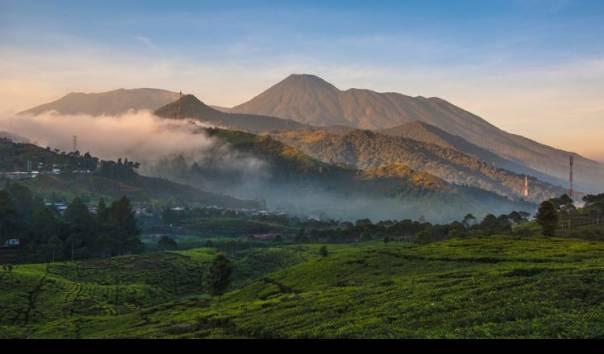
[109,196,141,256]
[96,198,109,224]
[64,197,95,259]
[319,245,329,257]
[6,183,34,234]
[158,236,178,250]
[96,198,112,256]
[0,190,17,242]
[479,214,499,235]
[462,213,476,229]
[208,253,233,296]
[29,197,58,246]
[536,201,559,236]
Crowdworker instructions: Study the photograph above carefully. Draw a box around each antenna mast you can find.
[523,176,529,198]
[569,155,574,199]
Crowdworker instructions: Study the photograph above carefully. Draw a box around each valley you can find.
[2,66,603,341]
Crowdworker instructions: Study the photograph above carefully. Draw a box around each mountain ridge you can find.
[378,121,569,187]
[231,74,604,192]
[154,94,310,133]
[19,88,181,116]
[272,128,567,203]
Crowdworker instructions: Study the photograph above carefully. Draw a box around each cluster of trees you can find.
[161,206,293,227]
[536,200,559,236]
[0,183,142,262]
[67,151,99,171]
[582,193,604,222]
[293,211,530,244]
[97,158,140,181]
[536,193,604,236]
[0,138,98,172]
[208,253,233,295]
[159,203,534,246]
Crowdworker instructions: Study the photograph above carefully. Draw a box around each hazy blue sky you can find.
[1,0,603,160]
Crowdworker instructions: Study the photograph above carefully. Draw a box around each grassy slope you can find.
[207,128,536,222]
[0,245,316,338]
[2,237,604,338]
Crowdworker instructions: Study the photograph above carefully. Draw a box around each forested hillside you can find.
[273,129,565,203]
[147,128,535,222]
[0,138,258,208]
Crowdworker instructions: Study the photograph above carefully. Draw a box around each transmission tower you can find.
[177,91,182,119]
[569,155,574,199]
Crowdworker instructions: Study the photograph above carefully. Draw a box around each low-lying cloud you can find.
[0,111,217,163]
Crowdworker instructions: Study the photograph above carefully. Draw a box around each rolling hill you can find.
[19,88,180,116]
[230,74,604,193]
[4,236,604,338]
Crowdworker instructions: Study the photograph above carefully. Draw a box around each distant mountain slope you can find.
[272,129,566,203]
[19,88,180,116]
[154,95,310,133]
[231,74,604,193]
[151,127,535,222]
[378,121,568,187]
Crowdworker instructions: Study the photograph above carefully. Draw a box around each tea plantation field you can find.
[2,236,603,338]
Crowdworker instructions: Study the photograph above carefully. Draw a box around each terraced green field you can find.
[2,236,603,338]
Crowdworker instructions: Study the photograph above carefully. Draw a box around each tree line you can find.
[294,211,530,244]
[0,182,142,263]
[536,193,604,237]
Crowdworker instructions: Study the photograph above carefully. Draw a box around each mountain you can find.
[231,74,350,127]
[19,88,181,116]
[154,94,310,133]
[231,74,604,193]
[272,128,566,203]
[149,127,534,222]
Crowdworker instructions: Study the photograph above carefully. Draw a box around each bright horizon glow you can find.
[1,0,603,161]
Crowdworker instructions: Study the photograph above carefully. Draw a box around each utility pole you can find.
[568,155,575,234]
[569,155,574,200]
